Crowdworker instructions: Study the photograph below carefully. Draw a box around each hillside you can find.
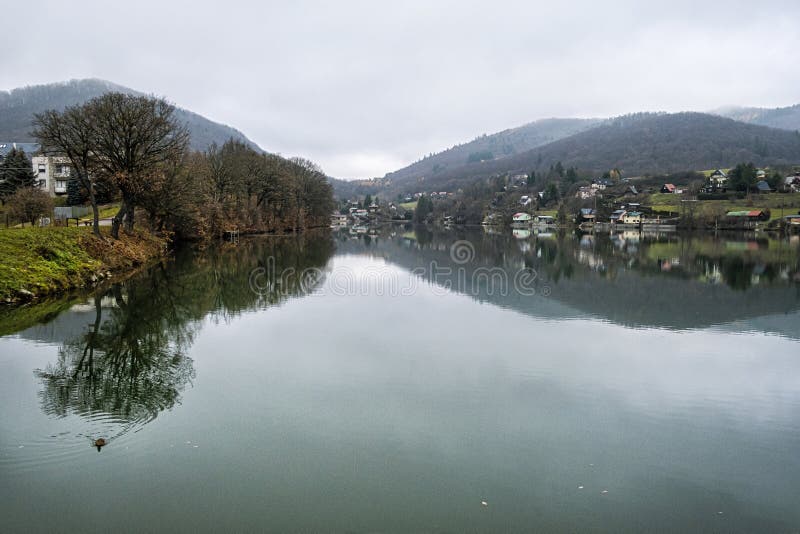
[384,118,601,183]
[714,104,800,131]
[384,112,800,193]
[0,79,261,152]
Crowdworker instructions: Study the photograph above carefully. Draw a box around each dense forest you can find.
[0,79,260,151]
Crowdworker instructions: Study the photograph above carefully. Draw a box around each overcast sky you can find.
[2,0,799,179]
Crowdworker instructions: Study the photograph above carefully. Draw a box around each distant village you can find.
[332,165,800,232]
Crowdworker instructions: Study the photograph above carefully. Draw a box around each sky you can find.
[2,0,799,179]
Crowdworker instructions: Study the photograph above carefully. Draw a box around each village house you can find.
[784,175,800,192]
[661,183,676,194]
[622,185,639,197]
[709,169,728,186]
[755,180,772,193]
[623,211,642,225]
[610,209,627,224]
[512,212,532,227]
[330,213,348,226]
[576,186,595,199]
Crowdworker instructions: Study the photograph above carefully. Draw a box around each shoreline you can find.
[0,226,170,306]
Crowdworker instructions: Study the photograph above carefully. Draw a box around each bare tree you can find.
[33,106,105,237]
[84,93,190,238]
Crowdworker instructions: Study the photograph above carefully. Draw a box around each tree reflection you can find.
[34,232,334,442]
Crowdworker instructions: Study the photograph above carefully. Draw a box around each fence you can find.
[53,206,91,225]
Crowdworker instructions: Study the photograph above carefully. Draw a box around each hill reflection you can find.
[335,226,800,334]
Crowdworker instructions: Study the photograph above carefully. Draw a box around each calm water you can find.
[2,228,800,533]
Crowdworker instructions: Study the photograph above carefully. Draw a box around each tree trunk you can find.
[124,202,135,233]
[89,187,101,238]
[111,198,127,239]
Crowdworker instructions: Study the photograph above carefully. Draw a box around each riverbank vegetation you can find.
[0,92,334,304]
[0,226,167,303]
[32,92,334,240]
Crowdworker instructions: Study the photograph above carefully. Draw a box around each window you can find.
[56,165,70,176]
[38,164,46,173]
[55,180,67,193]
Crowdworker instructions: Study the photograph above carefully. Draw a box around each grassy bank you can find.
[648,193,800,222]
[0,226,168,303]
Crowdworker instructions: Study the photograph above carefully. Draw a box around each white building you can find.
[31,155,71,197]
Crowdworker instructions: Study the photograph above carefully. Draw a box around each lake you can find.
[2,227,800,533]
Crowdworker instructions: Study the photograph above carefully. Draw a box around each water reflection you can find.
[334,226,800,332]
[28,233,335,442]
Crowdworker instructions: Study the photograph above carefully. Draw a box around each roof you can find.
[626,211,642,217]
[711,169,728,176]
[512,212,532,220]
[580,208,595,215]
[756,180,772,191]
[0,142,40,158]
[727,210,765,217]
[662,183,676,191]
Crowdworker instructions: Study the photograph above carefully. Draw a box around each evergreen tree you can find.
[0,149,36,204]
[66,178,87,206]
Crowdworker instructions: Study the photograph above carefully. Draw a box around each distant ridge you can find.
[0,78,262,152]
[384,117,601,185]
[371,112,800,195]
[712,104,800,132]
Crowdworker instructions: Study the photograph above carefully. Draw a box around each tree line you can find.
[31,92,334,239]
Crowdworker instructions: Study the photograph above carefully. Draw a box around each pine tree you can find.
[0,149,37,204]
[66,178,87,206]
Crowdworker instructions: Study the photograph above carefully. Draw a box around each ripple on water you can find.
[0,407,160,475]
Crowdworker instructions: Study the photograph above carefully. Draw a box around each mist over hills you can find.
[0,79,261,152]
[713,104,800,131]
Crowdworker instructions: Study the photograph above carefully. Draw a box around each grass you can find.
[78,203,121,223]
[399,201,418,211]
[536,209,559,217]
[0,226,167,302]
[646,193,800,221]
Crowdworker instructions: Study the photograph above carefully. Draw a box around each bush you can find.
[8,187,53,227]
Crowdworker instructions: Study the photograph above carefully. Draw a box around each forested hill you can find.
[385,118,601,184]
[384,112,800,193]
[0,79,261,152]
[714,104,800,131]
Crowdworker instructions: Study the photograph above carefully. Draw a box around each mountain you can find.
[0,79,261,152]
[713,104,800,132]
[382,112,800,194]
[384,118,601,184]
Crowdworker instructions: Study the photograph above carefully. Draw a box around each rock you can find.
[17,289,34,300]
[90,275,98,283]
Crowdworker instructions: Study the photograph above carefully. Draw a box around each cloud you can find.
[1,0,798,179]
